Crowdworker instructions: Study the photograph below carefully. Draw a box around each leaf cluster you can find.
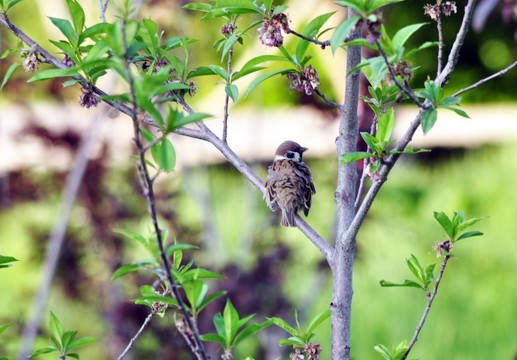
[269,310,330,348]
[31,312,97,359]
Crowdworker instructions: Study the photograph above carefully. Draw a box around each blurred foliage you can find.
[1,137,517,358]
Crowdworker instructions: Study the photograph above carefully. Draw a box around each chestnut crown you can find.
[275,140,308,162]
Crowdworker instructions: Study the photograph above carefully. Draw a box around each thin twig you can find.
[121,20,208,360]
[401,254,451,360]
[286,27,331,48]
[375,41,428,109]
[436,10,444,76]
[453,60,517,97]
[99,0,109,23]
[354,115,378,208]
[223,38,234,144]
[436,0,477,86]
[315,88,343,109]
[117,311,156,360]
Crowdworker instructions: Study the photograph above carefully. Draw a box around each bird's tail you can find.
[281,210,296,227]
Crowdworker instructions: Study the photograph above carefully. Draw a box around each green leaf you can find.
[268,317,299,337]
[197,291,227,313]
[1,48,19,59]
[165,243,199,257]
[377,107,395,142]
[368,0,404,12]
[433,211,454,239]
[78,23,111,44]
[1,62,19,90]
[340,151,376,164]
[456,230,483,242]
[225,84,239,104]
[66,353,80,360]
[181,3,212,12]
[331,16,361,54]
[28,68,81,83]
[407,254,426,285]
[233,319,273,346]
[113,228,148,249]
[278,337,305,346]
[208,64,229,81]
[138,19,159,56]
[295,12,335,62]
[335,0,365,14]
[49,312,63,349]
[263,0,273,12]
[244,68,293,98]
[221,33,239,62]
[68,336,99,350]
[2,0,23,11]
[30,346,57,358]
[49,17,79,46]
[393,339,409,360]
[61,330,77,351]
[184,280,207,311]
[201,333,227,347]
[441,105,469,118]
[392,23,426,52]
[305,309,330,335]
[0,324,11,335]
[272,5,288,15]
[379,279,425,291]
[374,343,394,360]
[231,66,265,82]
[421,108,437,135]
[214,313,227,344]
[223,299,240,343]
[65,0,85,33]
[405,40,438,58]
[134,295,179,308]
[154,137,176,173]
[238,55,289,74]
[110,263,139,281]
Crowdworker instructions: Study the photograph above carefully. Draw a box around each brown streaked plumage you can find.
[265,141,316,227]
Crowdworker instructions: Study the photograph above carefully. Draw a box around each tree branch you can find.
[401,254,451,360]
[453,60,517,97]
[121,20,208,360]
[99,0,109,23]
[436,0,477,86]
[117,310,155,360]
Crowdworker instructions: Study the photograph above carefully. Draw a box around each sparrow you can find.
[265,141,316,227]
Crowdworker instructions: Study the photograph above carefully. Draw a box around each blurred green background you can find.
[1,0,516,359]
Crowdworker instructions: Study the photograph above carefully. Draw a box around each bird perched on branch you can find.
[265,141,316,227]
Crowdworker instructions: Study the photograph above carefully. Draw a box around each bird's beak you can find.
[300,147,308,153]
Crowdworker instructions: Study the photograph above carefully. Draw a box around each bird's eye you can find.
[286,152,294,159]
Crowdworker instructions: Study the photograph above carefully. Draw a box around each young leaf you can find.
[331,16,361,54]
[421,108,437,135]
[0,324,11,335]
[65,0,85,34]
[49,312,64,349]
[295,12,335,62]
[406,254,426,285]
[155,137,176,173]
[27,68,81,83]
[201,333,227,347]
[67,336,98,350]
[379,279,425,291]
[111,264,139,281]
[433,211,454,239]
[225,84,239,104]
[138,19,159,56]
[0,62,19,91]
[340,151,376,165]
[374,343,394,360]
[456,230,483,242]
[197,291,227,313]
[335,0,365,15]
[268,317,299,337]
[61,330,77,351]
[48,17,79,46]
[30,347,57,358]
[376,107,395,142]
[368,0,404,12]
[244,68,293,98]
[391,23,426,52]
[209,64,229,81]
[233,319,273,346]
[305,309,330,335]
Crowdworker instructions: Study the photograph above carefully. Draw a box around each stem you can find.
[374,41,428,109]
[223,43,233,143]
[315,88,343,109]
[121,20,208,360]
[117,311,155,360]
[453,60,517,97]
[436,7,443,76]
[286,27,331,48]
[330,8,361,359]
[99,0,109,22]
[401,254,451,360]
